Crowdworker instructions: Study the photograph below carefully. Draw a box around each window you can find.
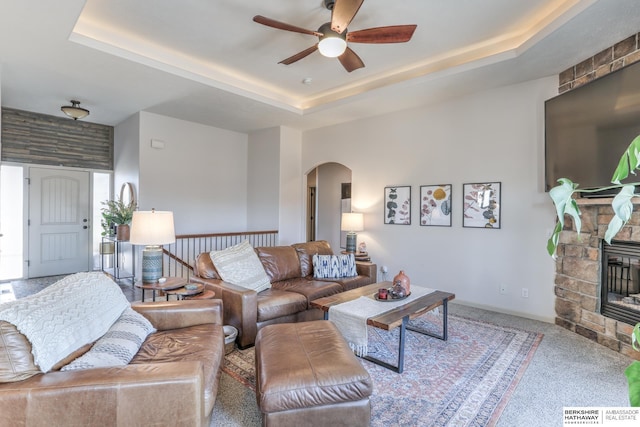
[0,165,24,280]
[92,172,111,270]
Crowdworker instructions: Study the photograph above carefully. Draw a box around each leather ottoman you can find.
[255,320,373,427]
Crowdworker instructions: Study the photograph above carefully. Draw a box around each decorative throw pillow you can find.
[313,253,357,279]
[61,308,156,371]
[210,240,271,293]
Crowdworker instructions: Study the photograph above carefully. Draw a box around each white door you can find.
[28,167,90,277]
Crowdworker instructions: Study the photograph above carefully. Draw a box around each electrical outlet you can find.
[522,288,529,298]
[500,284,507,294]
[381,265,388,274]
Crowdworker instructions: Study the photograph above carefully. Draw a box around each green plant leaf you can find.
[626,360,640,407]
[547,222,562,257]
[101,199,137,225]
[612,135,640,184]
[633,323,640,352]
[604,215,625,245]
[547,178,580,256]
[604,185,636,243]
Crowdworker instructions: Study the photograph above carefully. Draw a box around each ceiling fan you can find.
[253,0,417,73]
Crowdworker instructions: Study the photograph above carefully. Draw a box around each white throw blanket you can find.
[0,272,129,372]
[329,285,435,356]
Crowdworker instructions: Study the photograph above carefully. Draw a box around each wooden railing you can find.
[162,230,279,279]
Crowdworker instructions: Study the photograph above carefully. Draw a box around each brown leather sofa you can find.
[191,240,377,349]
[0,299,225,426]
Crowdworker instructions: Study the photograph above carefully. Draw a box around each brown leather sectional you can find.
[192,240,377,349]
[0,299,225,426]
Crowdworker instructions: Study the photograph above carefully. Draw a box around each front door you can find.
[28,167,90,277]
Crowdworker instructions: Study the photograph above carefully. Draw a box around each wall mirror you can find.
[119,182,136,208]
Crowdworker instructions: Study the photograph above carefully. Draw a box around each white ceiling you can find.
[1,0,639,133]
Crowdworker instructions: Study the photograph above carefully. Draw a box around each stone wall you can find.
[1,107,113,170]
[559,33,640,93]
[555,202,640,360]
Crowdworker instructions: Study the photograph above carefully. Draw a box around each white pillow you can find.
[61,308,156,371]
[210,240,271,293]
[313,253,357,279]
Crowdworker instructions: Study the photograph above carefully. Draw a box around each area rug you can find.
[222,313,542,427]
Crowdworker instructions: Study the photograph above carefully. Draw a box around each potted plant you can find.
[100,199,137,241]
[547,134,640,406]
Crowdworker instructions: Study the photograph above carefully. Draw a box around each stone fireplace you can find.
[553,32,640,360]
[554,201,640,360]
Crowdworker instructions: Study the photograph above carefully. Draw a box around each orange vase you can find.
[393,270,410,295]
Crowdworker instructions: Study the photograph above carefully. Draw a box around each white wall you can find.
[113,113,140,200]
[247,127,280,231]
[0,65,2,157]
[278,127,303,244]
[136,112,248,234]
[301,77,559,322]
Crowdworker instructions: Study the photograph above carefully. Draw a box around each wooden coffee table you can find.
[311,281,455,373]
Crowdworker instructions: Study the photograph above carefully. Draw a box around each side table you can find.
[165,284,216,301]
[165,283,203,300]
[135,277,187,302]
[101,236,135,283]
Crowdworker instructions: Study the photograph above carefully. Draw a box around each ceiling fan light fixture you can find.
[61,100,90,120]
[317,22,347,58]
[318,36,347,57]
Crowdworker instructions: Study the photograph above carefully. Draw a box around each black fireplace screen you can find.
[601,241,640,325]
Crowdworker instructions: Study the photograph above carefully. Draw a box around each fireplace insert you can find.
[601,241,640,325]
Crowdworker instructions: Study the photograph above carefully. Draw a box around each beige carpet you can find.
[221,312,542,427]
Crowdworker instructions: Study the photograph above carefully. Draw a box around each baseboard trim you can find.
[451,299,555,324]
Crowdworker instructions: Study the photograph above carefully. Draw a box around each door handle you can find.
[83,226,88,229]
[83,219,88,222]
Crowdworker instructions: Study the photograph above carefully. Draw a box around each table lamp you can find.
[341,212,364,253]
[130,209,175,283]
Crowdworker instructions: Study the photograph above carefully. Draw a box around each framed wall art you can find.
[420,184,452,226]
[384,186,411,225]
[462,182,501,229]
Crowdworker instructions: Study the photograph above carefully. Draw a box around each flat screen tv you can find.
[545,59,640,196]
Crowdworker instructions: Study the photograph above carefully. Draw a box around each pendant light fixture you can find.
[61,100,90,120]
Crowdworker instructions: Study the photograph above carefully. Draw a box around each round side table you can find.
[135,277,187,302]
[164,283,205,300]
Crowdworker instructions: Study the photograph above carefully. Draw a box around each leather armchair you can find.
[0,300,225,427]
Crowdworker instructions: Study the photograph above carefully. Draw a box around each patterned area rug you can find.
[223,313,542,427]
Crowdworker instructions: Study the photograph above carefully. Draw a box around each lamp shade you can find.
[341,212,364,232]
[129,210,175,245]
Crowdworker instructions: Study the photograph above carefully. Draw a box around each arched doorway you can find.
[305,162,352,251]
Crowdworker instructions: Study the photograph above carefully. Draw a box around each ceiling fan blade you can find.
[253,15,322,37]
[331,0,364,34]
[279,45,319,65]
[338,47,365,72]
[347,25,417,43]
